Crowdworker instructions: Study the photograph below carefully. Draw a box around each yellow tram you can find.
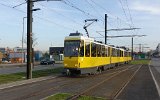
[63,32,131,75]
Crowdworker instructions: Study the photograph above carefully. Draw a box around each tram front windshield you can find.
[64,40,80,57]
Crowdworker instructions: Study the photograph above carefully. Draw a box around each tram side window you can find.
[117,50,120,57]
[108,47,110,56]
[128,52,130,57]
[105,46,108,57]
[91,43,96,57]
[80,41,84,57]
[120,51,123,57]
[124,52,127,57]
[115,49,117,57]
[112,48,115,57]
[102,45,105,57]
[85,42,90,57]
[122,51,124,57]
[97,44,102,57]
[112,48,114,57]
[129,52,131,57]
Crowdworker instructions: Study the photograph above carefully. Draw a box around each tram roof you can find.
[65,35,130,52]
[65,35,94,42]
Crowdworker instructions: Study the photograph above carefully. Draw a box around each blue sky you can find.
[0,0,160,52]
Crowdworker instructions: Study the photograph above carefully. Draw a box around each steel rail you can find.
[66,65,137,100]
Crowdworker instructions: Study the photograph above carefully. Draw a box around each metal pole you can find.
[132,37,133,60]
[22,18,24,63]
[22,17,26,63]
[105,14,107,44]
[27,0,32,79]
[140,44,142,52]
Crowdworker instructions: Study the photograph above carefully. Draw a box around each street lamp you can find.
[22,17,27,63]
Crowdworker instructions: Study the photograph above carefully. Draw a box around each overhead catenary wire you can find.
[1,0,138,43]
[83,0,129,42]
[85,0,104,21]
[118,0,133,28]
[86,0,130,41]
[0,2,26,13]
[124,0,139,36]
[0,1,77,31]
[118,0,130,24]
[62,0,104,23]
[119,0,139,36]
[0,1,103,38]
[124,0,134,27]
[83,0,105,29]
[60,0,106,37]
[89,0,136,45]
[38,3,84,26]
[62,0,91,17]
[90,0,133,28]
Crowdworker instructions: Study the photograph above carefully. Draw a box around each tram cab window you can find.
[64,40,80,57]
[85,42,90,57]
[80,41,84,57]
[91,43,96,57]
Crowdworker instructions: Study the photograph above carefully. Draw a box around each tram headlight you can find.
[81,58,84,62]
[75,64,78,67]
[64,64,67,67]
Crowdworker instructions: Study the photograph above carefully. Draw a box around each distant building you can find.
[49,47,64,61]
[0,48,5,54]
[34,51,42,61]
[156,43,160,56]
[49,47,64,55]
[9,52,27,63]
[0,52,3,62]
[13,47,27,52]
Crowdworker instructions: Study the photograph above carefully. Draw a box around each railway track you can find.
[66,65,141,100]
[19,65,130,100]
[1,64,136,100]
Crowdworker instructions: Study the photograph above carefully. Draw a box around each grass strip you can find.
[130,59,150,65]
[45,93,106,100]
[0,67,63,85]
[45,93,72,100]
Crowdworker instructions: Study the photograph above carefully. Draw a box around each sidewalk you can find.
[0,75,59,90]
[0,63,26,68]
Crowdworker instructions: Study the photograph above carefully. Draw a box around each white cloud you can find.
[130,1,160,15]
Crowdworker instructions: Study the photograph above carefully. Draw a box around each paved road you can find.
[116,57,160,100]
[1,59,160,100]
[117,64,160,100]
[0,64,63,74]
[151,57,160,73]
